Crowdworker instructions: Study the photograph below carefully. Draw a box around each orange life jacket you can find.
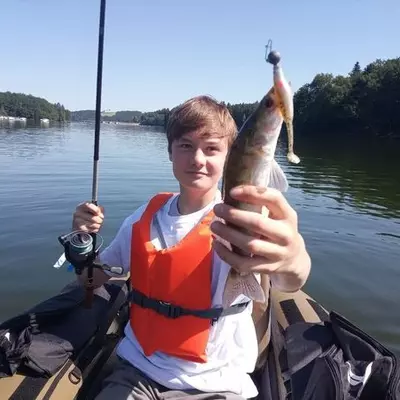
[129,192,215,363]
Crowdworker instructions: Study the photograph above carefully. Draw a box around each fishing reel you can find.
[57,231,124,309]
[58,231,124,276]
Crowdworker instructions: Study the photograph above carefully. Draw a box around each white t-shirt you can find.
[99,193,259,398]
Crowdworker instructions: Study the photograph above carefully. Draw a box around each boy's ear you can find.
[168,152,172,162]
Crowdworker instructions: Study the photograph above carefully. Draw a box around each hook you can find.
[265,39,273,63]
[265,39,281,66]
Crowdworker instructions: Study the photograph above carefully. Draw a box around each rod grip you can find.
[84,265,95,308]
[84,286,94,308]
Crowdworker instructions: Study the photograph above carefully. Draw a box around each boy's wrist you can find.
[270,240,311,293]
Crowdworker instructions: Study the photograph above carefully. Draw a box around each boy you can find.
[72,95,311,399]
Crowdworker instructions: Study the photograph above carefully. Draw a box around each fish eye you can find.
[264,97,274,108]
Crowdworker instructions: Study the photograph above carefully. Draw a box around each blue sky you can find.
[1,0,398,112]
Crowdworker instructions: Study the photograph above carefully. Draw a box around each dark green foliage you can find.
[70,110,95,121]
[2,57,399,137]
[71,108,168,127]
[0,92,70,121]
[140,108,170,126]
[293,58,400,138]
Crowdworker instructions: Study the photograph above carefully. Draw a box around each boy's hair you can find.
[166,95,237,153]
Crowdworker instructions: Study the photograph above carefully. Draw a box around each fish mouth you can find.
[271,82,289,120]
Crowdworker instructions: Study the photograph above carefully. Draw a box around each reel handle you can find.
[109,266,124,275]
[94,262,124,275]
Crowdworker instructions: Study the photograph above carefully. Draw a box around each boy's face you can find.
[169,129,229,193]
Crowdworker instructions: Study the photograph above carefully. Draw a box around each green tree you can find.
[293,57,400,138]
[0,92,70,121]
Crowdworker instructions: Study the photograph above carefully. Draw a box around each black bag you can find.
[284,311,400,400]
[0,279,128,379]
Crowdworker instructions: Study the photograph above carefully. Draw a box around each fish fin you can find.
[269,159,289,192]
[211,214,233,251]
[223,270,265,307]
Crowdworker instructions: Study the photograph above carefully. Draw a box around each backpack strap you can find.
[67,278,129,383]
[93,278,129,346]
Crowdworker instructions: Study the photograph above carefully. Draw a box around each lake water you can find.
[1,122,399,353]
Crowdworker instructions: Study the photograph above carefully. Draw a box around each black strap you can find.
[128,289,249,321]
[8,375,48,400]
[280,299,306,325]
[71,281,129,377]
[93,281,128,346]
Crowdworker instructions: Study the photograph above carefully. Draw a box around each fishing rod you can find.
[83,0,107,308]
[55,0,123,309]
[92,0,106,206]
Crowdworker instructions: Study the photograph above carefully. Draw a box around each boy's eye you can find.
[178,143,220,152]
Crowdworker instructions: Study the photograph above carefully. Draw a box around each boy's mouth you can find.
[187,171,208,176]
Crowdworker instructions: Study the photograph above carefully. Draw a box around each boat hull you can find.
[0,280,335,400]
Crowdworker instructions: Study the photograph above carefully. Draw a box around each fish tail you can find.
[223,269,265,307]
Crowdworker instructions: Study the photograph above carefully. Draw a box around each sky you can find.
[0,0,399,112]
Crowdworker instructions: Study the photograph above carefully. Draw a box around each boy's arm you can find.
[269,234,311,292]
[72,200,148,289]
[76,240,128,289]
[77,224,130,288]
[72,201,128,289]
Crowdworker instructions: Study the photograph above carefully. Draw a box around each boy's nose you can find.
[192,149,206,166]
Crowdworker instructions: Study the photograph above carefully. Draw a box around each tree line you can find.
[293,58,400,138]
[71,108,170,127]
[0,92,70,122]
[3,56,399,137]
[225,57,400,139]
[70,103,254,128]
[71,57,400,138]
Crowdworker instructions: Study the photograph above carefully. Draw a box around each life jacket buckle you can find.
[157,301,183,319]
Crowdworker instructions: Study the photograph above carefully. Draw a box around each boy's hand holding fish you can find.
[211,184,311,293]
